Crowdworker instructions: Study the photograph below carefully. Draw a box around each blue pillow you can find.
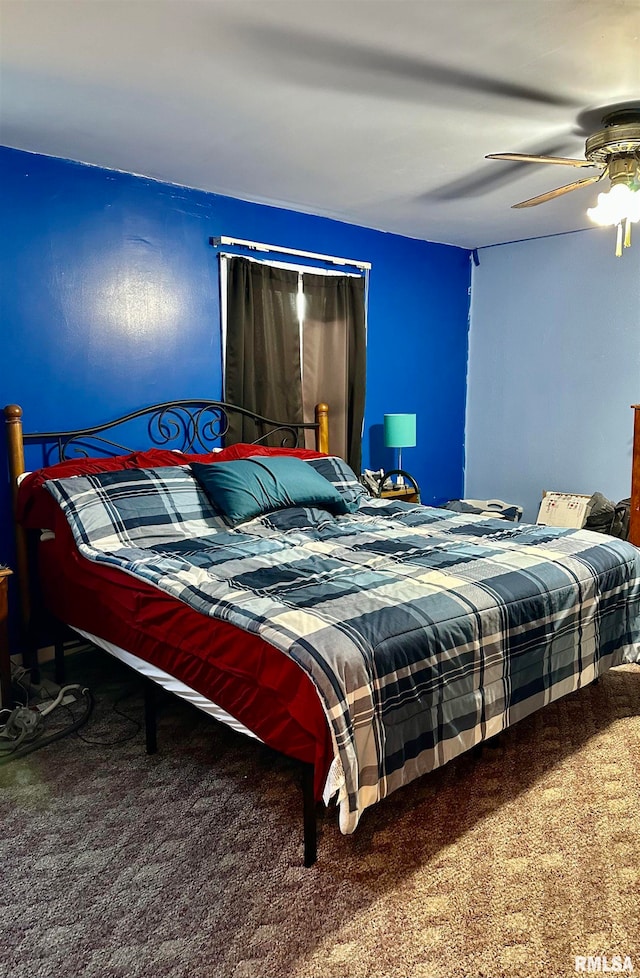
[190,455,350,526]
[305,456,366,511]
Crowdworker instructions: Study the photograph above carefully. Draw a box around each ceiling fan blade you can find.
[422,140,578,201]
[487,153,595,167]
[512,174,604,208]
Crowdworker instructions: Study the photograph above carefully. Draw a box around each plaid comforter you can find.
[47,464,640,833]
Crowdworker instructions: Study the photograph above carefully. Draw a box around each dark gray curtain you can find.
[224,258,303,445]
[302,273,366,473]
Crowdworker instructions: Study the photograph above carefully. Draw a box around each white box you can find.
[536,491,591,529]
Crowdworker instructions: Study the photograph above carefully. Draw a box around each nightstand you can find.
[0,569,12,709]
[380,486,420,503]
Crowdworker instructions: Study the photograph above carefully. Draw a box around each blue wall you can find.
[466,228,640,522]
[0,145,470,574]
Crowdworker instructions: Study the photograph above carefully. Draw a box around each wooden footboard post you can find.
[4,405,32,664]
[302,762,317,867]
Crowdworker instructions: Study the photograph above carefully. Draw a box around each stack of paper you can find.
[536,492,591,529]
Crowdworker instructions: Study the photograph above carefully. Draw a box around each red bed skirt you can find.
[40,514,335,800]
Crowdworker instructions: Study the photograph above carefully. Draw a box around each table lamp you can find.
[384,413,416,486]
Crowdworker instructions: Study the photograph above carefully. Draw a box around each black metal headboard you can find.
[11,399,323,463]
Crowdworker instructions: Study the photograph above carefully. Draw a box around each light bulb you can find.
[587,184,640,227]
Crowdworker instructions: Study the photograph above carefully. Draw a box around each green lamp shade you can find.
[384,414,416,449]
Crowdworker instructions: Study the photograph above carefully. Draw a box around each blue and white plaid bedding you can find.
[46,461,640,833]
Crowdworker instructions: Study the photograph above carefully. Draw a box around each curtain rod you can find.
[217,252,360,277]
[211,236,371,270]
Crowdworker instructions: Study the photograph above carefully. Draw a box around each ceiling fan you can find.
[487,106,640,255]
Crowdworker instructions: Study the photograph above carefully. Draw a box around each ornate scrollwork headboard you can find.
[5,399,329,464]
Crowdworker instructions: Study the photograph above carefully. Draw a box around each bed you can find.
[5,399,640,865]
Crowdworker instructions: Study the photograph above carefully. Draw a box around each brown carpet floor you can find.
[1,650,639,978]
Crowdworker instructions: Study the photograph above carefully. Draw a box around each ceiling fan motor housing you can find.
[584,111,640,185]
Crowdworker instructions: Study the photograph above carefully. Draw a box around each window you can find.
[220,254,366,472]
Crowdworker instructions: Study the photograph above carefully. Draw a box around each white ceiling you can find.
[1,0,639,249]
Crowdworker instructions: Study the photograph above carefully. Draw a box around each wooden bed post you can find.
[315,403,329,455]
[630,404,640,546]
[3,405,31,640]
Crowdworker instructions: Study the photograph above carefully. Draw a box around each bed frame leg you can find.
[144,679,157,755]
[302,762,317,867]
[54,633,66,686]
[25,623,40,685]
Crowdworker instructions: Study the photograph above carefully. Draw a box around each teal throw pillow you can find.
[190,455,350,526]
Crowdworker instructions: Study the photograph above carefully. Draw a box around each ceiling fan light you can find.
[587,183,640,227]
